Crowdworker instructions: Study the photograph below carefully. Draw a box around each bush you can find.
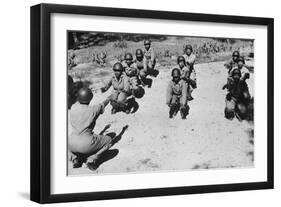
[164,50,171,57]
[113,40,128,48]
[114,53,124,62]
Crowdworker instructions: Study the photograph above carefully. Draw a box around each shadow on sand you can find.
[93,125,129,169]
[94,149,119,168]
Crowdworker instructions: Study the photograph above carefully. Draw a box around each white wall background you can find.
[0,0,279,206]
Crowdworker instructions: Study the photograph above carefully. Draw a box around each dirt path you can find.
[68,61,254,175]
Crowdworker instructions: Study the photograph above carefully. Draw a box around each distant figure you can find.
[229,56,250,82]
[122,53,141,91]
[68,52,77,70]
[183,44,196,72]
[68,87,113,171]
[164,49,171,58]
[95,51,107,66]
[223,68,251,121]
[122,52,145,112]
[182,45,197,98]
[224,50,240,73]
[134,49,153,87]
[166,68,189,119]
[143,40,158,77]
[223,56,250,91]
[101,62,131,114]
[177,55,197,101]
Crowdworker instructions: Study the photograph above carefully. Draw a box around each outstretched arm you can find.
[102,94,113,107]
[91,94,113,119]
[101,78,112,93]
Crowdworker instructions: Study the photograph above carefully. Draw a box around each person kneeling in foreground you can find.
[166,68,189,119]
[68,87,113,171]
[223,68,251,121]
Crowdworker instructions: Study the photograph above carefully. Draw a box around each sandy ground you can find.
[68,60,254,176]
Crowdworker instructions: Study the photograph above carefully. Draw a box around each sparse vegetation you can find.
[113,40,128,48]
[68,33,254,175]
[68,35,253,71]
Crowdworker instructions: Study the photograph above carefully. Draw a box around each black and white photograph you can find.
[67,31,254,176]
[0,0,278,205]
[28,2,274,203]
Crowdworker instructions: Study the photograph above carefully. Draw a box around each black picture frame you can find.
[30,3,274,204]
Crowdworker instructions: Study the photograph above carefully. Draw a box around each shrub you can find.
[113,40,128,48]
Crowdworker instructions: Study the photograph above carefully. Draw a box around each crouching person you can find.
[224,50,240,72]
[68,87,113,171]
[229,56,250,82]
[123,53,141,91]
[177,56,197,100]
[135,49,153,87]
[182,44,197,86]
[143,40,159,77]
[166,68,189,119]
[122,52,146,112]
[101,62,131,114]
[223,68,251,121]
